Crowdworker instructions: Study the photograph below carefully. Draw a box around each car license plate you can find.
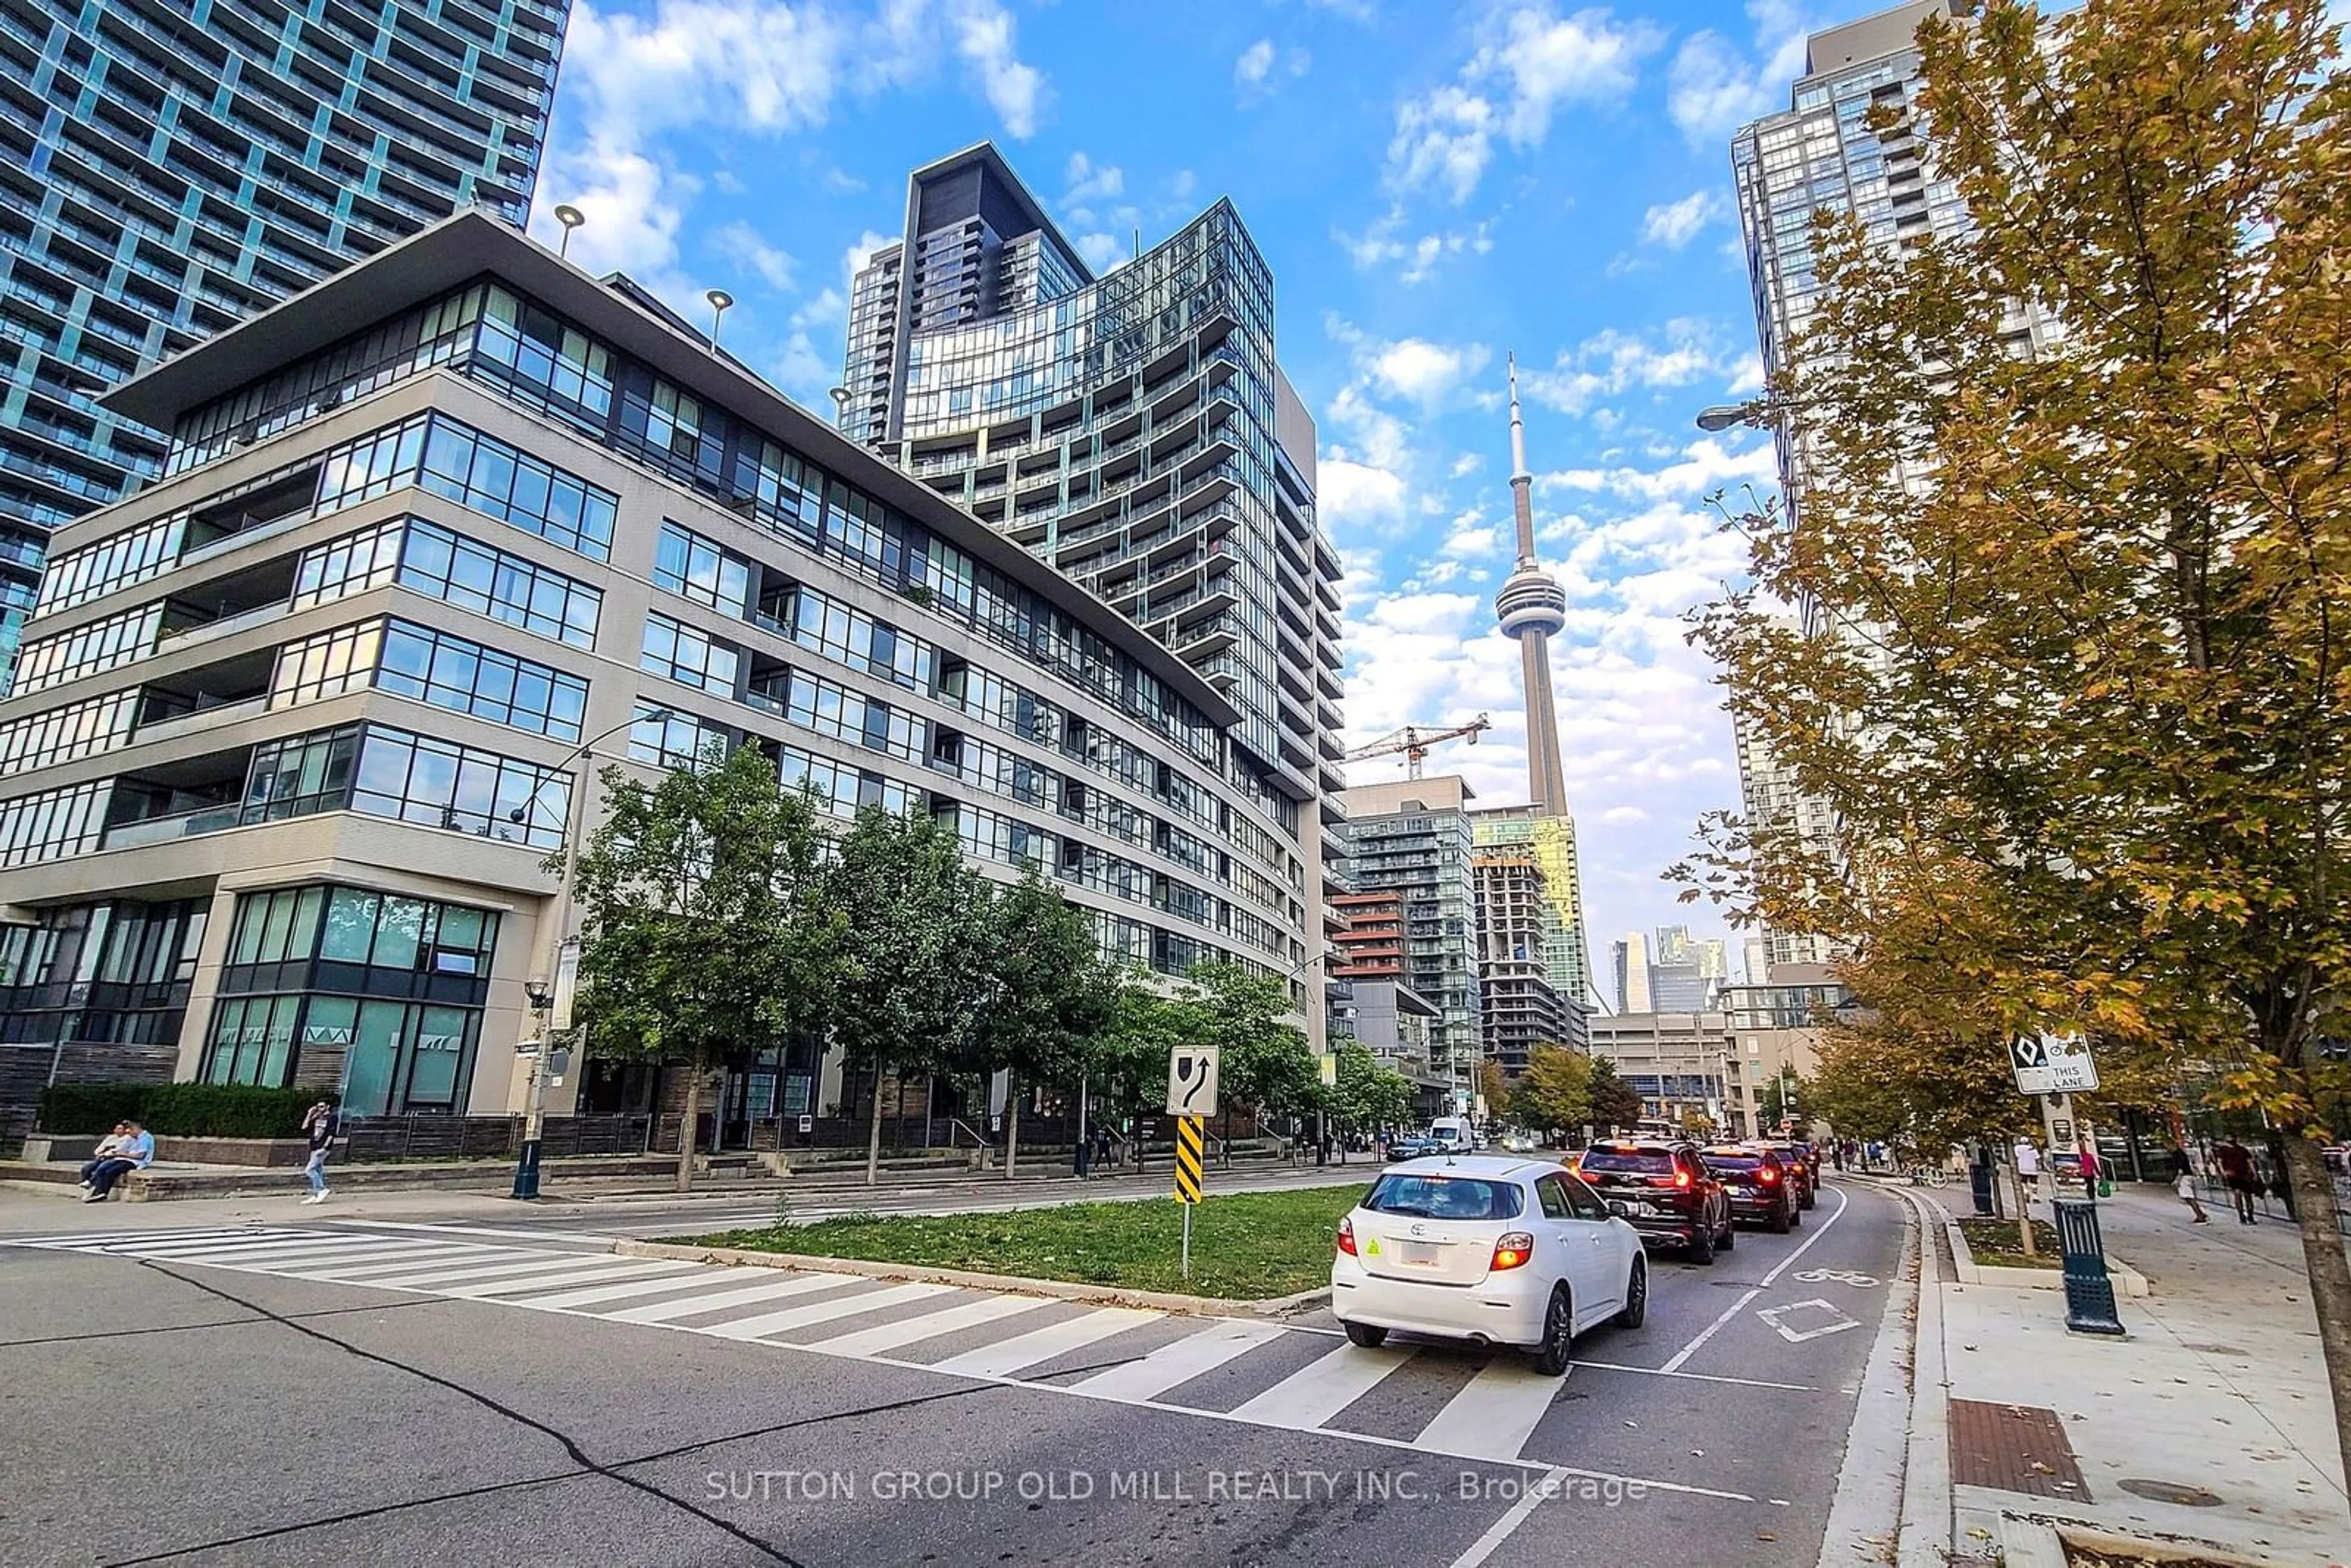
[1397,1241,1438,1267]
[1608,1200,1655,1218]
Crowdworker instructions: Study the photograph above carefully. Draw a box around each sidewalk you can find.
[1905,1180,2350,1566]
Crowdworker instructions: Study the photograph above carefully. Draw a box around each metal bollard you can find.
[2052,1196,2126,1335]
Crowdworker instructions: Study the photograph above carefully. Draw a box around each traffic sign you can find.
[1174,1114,1204,1204]
[2011,1033,2098,1095]
[1166,1045,1219,1116]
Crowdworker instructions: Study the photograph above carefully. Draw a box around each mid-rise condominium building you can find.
[0,212,1316,1140]
[1471,838,1577,1073]
[842,145,1346,1033]
[1335,776,1479,1084]
[0,0,571,687]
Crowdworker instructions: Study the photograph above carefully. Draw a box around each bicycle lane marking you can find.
[1659,1184,1852,1375]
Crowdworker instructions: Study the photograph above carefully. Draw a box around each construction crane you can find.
[1344,714,1493,779]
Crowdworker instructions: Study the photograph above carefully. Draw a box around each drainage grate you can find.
[2117,1477,2225,1507]
[1948,1398,2092,1500]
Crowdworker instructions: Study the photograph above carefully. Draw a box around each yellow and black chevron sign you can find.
[1174,1114,1204,1204]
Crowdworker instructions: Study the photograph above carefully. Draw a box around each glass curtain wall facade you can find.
[844,146,1346,1025]
[0,212,1310,1116]
[0,0,569,689]
[1469,803,1593,1015]
[1335,779,1479,1071]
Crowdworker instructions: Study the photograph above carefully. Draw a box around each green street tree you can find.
[1760,1070,1807,1133]
[818,806,991,1187]
[1585,1057,1643,1135]
[1091,977,1202,1165]
[1187,961,1317,1157]
[567,745,831,1193]
[1679,0,2351,1465]
[1514,1045,1594,1137]
[964,867,1119,1180]
[1330,1039,1414,1141]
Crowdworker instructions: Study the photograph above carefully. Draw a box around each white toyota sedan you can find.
[1330,1155,1647,1375]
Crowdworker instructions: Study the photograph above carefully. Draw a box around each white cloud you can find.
[843,230,893,283]
[533,143,686,283]
[1318,458,1410,533]
[1385,4,1663,202]
[714,221,796,290]
[1366,337,1491,406]
[1545,435,1778,504]
[1668,0,1813,146]
[945,0,1046,136]
[1235,37,1311,100]
[1064,151,1124,206]
[1450,453,1485,479]
[1337,207,1496,284]
[1074,233,1127,272]
[1237,38,1277,85]
[1640,189,1729,249]
[1521,319,1744,416]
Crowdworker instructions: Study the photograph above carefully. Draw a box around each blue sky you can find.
[528,0,1818,983]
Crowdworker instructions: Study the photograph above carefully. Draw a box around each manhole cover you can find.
[2183,1343,2248,1356]
[2118,1477,2225,1507]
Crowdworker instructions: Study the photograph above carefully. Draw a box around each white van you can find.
[1428,1116,1476,1153]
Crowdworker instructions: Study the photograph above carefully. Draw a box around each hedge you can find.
[37,1084,333,1139]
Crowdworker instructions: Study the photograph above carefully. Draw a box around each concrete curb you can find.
[612,1237,1330,1318]
[1814,1184,1920,1568]
[1894,1187,1955,1568]
[1944,1214,2151,1298]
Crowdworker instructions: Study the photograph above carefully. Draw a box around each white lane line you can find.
[346,1254,628,1289]
[433,1261,703,1299]
[1067,1319,1286,1402]
[20,1228,288,1247]
[90,1235,332,1259]
[600,1272,865,1324]
[323,1220,617,1246]
[804,1293,1058,1357]
[160,1240,447,1271]
[1568,1359,1817,1393]
[1447,1465,1567,1568]
[111,1236,403,1264]
[516,1269,780,1311]
[1414,1361,1570,1464]
[273,1245,518,1279]
[1226,1342,1415,1430]
[1660,1185,1852,1375]
[926,1306,1161,1379]
[705,1282,954,1341]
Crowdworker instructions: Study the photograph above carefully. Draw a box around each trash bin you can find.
[1969,1146,1998,1217]
[2052,1196,2126,1336]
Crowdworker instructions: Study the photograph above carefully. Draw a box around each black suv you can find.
[1703,1146,1798,1232]
[1755,1142,1819,1210]
[1572,1141,1734,1264]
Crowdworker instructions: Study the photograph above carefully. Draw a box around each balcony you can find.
[154,552,301,651]
[101,743,253,849]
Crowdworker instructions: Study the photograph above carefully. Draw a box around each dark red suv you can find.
[1704,1146,1798,1232]
[1571,1141,1734,1264]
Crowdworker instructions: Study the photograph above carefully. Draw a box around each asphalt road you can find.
[0,1180,1908,1568]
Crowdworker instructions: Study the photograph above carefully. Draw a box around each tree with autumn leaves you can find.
[1683,0,2351,1476]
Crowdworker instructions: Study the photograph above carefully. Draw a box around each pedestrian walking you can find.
[2214,1137,2259,1224]
[2167,1143,2208,1223]
[2013,1138,2044,1204]
[299,1100,336,1205]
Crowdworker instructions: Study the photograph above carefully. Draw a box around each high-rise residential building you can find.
[1472,840,1578,1073]
[0,212,1316,1138]
[1649,924,1727,1012]
[841,145,1347,1032]
[1471,804,1592,1012]
[0,0,571,689]
[1728,0,2063,968]
[1742,933,1772,987]
[1612,930,1652,1015]
[1337,777,1479,1080]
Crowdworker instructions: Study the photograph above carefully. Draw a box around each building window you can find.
[629,702,726,769]
[314,414,617,560]
[375,621,587,740]
[13,603,162,695]
[394,520,601,648]
[0,780,111,867]
[35,512,187,615]
[243,726,363,823]
[271,620,386,708]
[0,689,140,772]
[293,519,405,607]
[351,725,568,847]
[654,522,750,615]
[640,613,739,696]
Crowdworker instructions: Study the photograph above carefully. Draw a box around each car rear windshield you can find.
[1580,1149,1674,1174]
[1362,1174,1524,1220]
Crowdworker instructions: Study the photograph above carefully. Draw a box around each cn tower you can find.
[1497,354,1571,812]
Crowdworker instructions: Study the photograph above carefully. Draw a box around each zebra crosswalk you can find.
[6,1224,1747,1493]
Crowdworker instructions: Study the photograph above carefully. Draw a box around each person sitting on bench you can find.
[78,1122,130,1189]
[84,1120,154,1202]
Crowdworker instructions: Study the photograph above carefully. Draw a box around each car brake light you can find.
[1760,1166,1779,1184]
[1490,1232,1535,1270]
[1336,1216,1357,1257]
[1674,1169,1692,1189]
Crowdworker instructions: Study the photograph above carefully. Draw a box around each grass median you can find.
[679,1182,1371,1300]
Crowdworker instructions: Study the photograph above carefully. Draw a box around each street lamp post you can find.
[508,707,675,1199]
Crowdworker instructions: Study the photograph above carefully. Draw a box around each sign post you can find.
[1166,1048,1217,1282]
[2009,1036,2122,1335]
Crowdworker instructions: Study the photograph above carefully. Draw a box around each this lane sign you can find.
[1166,1046,1220,1116]
[2011,1033,2099,1095]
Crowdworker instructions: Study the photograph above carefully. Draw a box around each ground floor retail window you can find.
[200,992,481,1115]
